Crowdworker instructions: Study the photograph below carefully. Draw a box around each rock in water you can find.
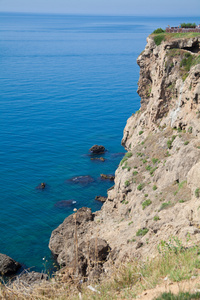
[66,175,95,185]
[100,174,115,181]
[54,200,77,208]
[36,182,46,189]
[89,145,105,154]
[91,157,105,162]
[0,253,21,276]
[95,196,107,202]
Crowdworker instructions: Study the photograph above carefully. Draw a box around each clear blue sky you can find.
[0,0,200,16]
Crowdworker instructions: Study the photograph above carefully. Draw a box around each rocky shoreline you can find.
[1,34,200,286]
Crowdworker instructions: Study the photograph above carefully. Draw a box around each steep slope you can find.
[49,35,200,279]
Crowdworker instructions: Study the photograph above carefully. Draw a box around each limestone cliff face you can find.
[49,36,200,278]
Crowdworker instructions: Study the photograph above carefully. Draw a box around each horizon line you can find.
[0,11,199,18]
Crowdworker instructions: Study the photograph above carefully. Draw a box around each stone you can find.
[0,253,21,276]
[100,174,115,181]
[91,157,105,162]
[95,196,107,202]
[36,182,46,189]
[66,176,95,185]
[54,200,77,208]
[89,145,105,154]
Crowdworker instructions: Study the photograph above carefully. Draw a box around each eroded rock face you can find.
[49,35,200,279]
[0,254,21,276]
[49,207,110,279]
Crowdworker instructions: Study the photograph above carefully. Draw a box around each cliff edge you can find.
[49,34,200,280]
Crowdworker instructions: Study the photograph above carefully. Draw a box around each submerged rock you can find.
[100,174,115,181]
[0,253,21,276]
[95,196,107,202]
[54,200,77,208]
[91,157,105,162]
[36,182,46,189]
[66,175,95,185]
[89,145,105,154]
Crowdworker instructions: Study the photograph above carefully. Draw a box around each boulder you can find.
[95,196,107,202]
[100,174,115,181]
[49,208,110,279]
[0,253,21,276]
[89,145,105,154]
[49,207,93,265]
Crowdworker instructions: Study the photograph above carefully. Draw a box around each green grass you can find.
[133,171,138,176]
[152,158,159,164]
[155,291,200,300]
[136,228,149,236]
[195,188,200,198]
[137,183,144,191]
[153,34,166,46]
[159,201,171,211]
[154,215,160,221]
[120,152,133,166]
[142,199,152,210]
[125,180,130,187]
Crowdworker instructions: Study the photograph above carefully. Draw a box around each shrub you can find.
[125,180,130,187]
[146,165,152,171]
[136,228,149,236]
[139,130,144,135]
[188,126,193,133]
[184,141,189,145]
[144,193,148,197]
[154,34,165,46]
[133,171,138,176]
[150,167,158,175]
[152,158,158,164]
[154,215,160,221]
[195,188,200,198]
[137,183,144,191]
[179,199,185,203]
[153,185,157,191]
[142,159,147,164]
[181,22,196,28]
[142,199,152,210]
[128,221,133,226]
[153,28,165,34]
[159,201,171,211]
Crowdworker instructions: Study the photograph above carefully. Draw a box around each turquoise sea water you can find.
[0,13,199,272]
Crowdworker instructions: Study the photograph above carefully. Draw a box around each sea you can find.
[0,13,199,272]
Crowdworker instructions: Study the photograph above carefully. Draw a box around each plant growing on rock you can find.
[139,130,144,135]
[195,188,200,198]
[142,199,152,210]
[154,215,160,221]
[153,185,157,191]
[137,183,144,191]
[125,180,130,187]
[136,228,149,236]
[159,201,171,211]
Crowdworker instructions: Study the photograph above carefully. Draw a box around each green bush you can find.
[150,167,158,175]
[137,183,144,191]
[159,201,171,211]
[136,228,149,236]
[133,171,138,176]
[142,199,152,210]
[153,185,157,191]
[154,34,165,46]
[153,28,165,34]
[181,22,196,28]
[195,188,200,198]
[184,141,189,145]
[125,180,130,187]
[154,215,160,221]
[139,130,144,135]
[152,158,158,164]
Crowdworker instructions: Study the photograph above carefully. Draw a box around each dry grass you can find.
[1,238,200,299]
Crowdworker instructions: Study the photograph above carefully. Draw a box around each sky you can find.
[0,0,200,16]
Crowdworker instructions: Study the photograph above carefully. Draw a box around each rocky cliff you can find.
[49,35,200,280]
